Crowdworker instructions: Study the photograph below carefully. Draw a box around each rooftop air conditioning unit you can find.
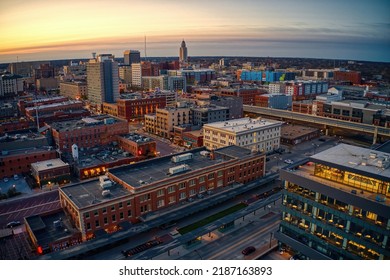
[102,190,111,197]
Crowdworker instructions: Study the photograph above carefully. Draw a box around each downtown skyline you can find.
[1,0,389,63]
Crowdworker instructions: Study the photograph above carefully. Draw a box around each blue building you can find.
[240,70,296,82]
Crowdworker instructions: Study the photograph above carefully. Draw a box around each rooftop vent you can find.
[102,190,111,197]
[369,152,377,159]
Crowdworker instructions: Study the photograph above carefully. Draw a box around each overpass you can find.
[243,105,390,144]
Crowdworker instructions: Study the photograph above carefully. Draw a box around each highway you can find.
[243,105,390,140]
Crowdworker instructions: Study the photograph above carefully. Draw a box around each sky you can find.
[0,0,389,63]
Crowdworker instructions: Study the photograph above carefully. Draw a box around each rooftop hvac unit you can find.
[168,164,190,175]
[200,151,210,157]
[102,190,111,197]
[171,153,193,163]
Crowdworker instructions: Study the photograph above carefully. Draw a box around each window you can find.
[189,189,196,196]
[217,179,223,187]
[120,212,124,220]
[111,205,115,211]
[140,205,149,213]
[85,212,90,219]
[104,217,108,224]
[95,220,100,227]
[127,210,132,217]
[112,215,116,222]
[119,202,123,208]
[168,196,176,204]
[208,173,214,180]
[102,207,107,214]
[199,176,205,183]
[179,192,186,200]
[94,211,98,217]
[167,186,175,193]
[217,171,223,177]
[127,200,131,206]
[157,189,164,197]
[157,199,165,208]
[140,194,151,202]
[189,179,196,187]
[179,182,186,189]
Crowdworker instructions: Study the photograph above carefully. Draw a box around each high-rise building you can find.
[87,54,119,110]
[123,50,141,66]
[179,40,188,63]
[131,63,142,87]
[277,144,390,260]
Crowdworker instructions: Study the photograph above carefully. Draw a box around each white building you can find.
[86,54,119,107]
[203,117,283,152]
[0,74,23,97]
[131,63,142,87]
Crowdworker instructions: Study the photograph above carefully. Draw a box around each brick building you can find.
[116,133,157,158]
[31,158,71,188]
[50,115,128,153]
[217,88,260,105]
[116,96,166,122]
[334,70,361,85]
[0,147,57,180]
[59,146,266,240]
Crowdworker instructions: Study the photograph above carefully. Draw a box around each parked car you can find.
[242,246,256,255]
[284,159,294,164]
[6,221,21,228]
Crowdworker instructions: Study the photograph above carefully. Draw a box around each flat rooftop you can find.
[118,133,155,144]
[109,146,253,189]
[281,125,319,140]
[0,146,54,157]
[50,115,123,131]
[25,210,79,248]
[60,178,131,209]
[63,145,134,169]
[25,100,83,112]
[31,158,69,172]
[310,144,390,180]
[203,117,282,133]
[192,105,228,112]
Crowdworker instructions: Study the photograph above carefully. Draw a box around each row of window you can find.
[84,200,131,219]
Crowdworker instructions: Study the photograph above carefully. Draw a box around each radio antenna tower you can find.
[144,35,147,59]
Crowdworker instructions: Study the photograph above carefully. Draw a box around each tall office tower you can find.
[131,63,142,87]
[179,40,188,63]
[277,144,390,260]
[87,54,119,110]
[123,50,141,66]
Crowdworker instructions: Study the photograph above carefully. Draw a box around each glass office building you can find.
[276,144,390,260]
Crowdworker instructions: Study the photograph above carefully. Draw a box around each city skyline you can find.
[1,0,390,63]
